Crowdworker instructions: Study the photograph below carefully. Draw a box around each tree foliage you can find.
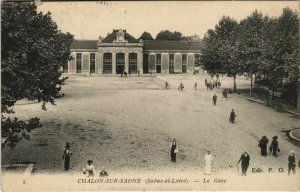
[139,31,154,40]
[155,30,183,41]
[200,8,299,97]
[1,2,74,148]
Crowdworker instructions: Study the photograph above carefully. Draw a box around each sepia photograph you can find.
[1,0,299,191]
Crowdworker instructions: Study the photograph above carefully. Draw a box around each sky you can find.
[37,1,298,40]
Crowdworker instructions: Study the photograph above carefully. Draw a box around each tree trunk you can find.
[233,75,237,93]
[250,72,253,97]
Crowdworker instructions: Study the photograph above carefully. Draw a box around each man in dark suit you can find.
[238,151,250,176]
[212,94,217,106]
[63,143,72,171]
[288,151,296,175]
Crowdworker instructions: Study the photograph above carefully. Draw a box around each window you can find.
[129,53,137,73]
[76,53,82,73]
[195,54,200,67]
[103,53,112,74]
[182,54,187,73]
[169,54,174,73]
[182,54,187,65]
[90,53,96,73]
[156,54,161,65]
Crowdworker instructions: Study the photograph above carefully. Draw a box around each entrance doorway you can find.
[156,65,161,73]
[116,53,125,74]
[182,65,187,73]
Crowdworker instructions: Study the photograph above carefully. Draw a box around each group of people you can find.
[62,143,108,177]
[170,138,299,176]
[258,135,280,157]
[205,78,221,90]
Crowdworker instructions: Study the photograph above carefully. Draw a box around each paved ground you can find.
[2,73,299,176]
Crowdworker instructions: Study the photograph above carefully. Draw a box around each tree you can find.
[139,31,154,40]
[260,8,299,101]
[155,30,183,41]
[236,10,269,96]
[200,16,240,92]
[1,2,74,148]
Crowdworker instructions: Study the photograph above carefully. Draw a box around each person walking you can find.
[288,151,296,175]
[237,151,250,176]
[204,151,213,175]
[212,94,217,106]
[62,143,72,171]
[83,160,95,177]
[229,109,236,123]
[165,81,168,90]
[258,136,269,156]
[170,139,179,163]
[205,79,207,87]
[179,82,184,91]
[194,82,197,90]
[270,136,279,157]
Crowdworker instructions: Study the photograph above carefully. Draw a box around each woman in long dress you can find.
[204,151,213,175]
[170,139,178,163]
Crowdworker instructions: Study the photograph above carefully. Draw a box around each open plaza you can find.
[2,74,299,177]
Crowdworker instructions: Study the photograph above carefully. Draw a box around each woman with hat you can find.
[288,150,296,175]
[258,136,269,156]
[62,143,72,171]
[269,136,279,157]
[84,160,95,177]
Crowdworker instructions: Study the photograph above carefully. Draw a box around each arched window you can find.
[103,53,112,74]
[129,53,137,74]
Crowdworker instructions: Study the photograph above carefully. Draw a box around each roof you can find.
[71,40,98,49]
[143,40,202,51]
[102,29,139,43]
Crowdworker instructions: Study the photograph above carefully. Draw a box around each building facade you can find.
[65,29,202,75]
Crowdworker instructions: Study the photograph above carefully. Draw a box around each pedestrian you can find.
[288,151,296,175]
[62,143,72,171]
[128,69,131,76]
[124,70,127,77]
[237,151,250,176]
[137,70,140,76]
[83,160,95,177]
[178,82,184,91]
[204,151,213,175]
[212,94,217,106]
[194,82,197,90]
[229,109,236,123]
[258,136,269,156]
[205,79,207,87]
[165,81,168,89]
[99,167,109,177]
[121,71,123,78]
[210,82,213,90]
[269,136,279,157]
[206,82,210,90]
[170,139,179,163]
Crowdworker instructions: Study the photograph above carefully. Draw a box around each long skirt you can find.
[204,163,212,175]
[171,151,176,162]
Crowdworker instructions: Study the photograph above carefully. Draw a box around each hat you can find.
[87,160,93,164]
[290,150,295,154]
[273,136,278,139]
[65,143,71,148]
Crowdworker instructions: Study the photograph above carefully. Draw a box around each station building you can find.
[64,29,202,75]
